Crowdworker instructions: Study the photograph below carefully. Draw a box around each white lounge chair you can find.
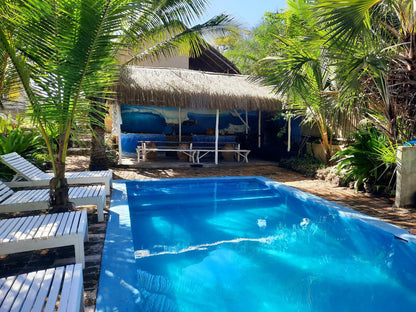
[0,152,113,195]
[0,210,88,268]
[0,263,84,311]
[0,181,106,222]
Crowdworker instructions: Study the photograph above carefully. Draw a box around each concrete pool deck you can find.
[1,156,415,311]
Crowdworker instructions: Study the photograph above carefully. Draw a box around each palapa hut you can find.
[112,63,287,164]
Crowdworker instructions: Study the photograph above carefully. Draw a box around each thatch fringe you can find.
[115,66,282,111]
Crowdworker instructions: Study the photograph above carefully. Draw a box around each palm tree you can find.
[256,0,346,163]
[317,0,416,143]
[0,16,19,110]
[0,51,20,109]
[0,0,232,211]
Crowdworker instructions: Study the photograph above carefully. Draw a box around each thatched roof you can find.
[115,66,282,111]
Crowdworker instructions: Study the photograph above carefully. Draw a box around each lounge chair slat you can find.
[56,213,70,236]
[5,217,33,243]
[43,266,64,312]
[19,270,45,311]
[1,273,27,311]
[56,265,74,312]
[31,268,55,311]
[1,265,84,312]
[38,213,59,239]
[11,216,37,241]
[0,275,17,306]
[9,271,37,312]
[0,218,22,242]
[70,211,81,234]
[63,213,76,236]
[33,214,53,240]
[23,215,44,240]
[59,264,83,312]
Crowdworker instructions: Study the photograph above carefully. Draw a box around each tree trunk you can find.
[90,124,107,170]
[89,97,108,171]
[49,161,73,213]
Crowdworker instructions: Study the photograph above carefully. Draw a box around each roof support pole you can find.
[116,104,123,164]
[179,108,182,142]
[215,109,219,165]
[245,110,249,135]
[258,110,262,148]
[287,116,292,152]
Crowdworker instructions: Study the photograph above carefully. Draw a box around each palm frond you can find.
[317,0,381,44]
[124,13,237,65]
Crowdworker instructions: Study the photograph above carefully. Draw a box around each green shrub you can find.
[332,126,397,193]
[0,115,47,179]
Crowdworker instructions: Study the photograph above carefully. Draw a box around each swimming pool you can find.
[96,176,416,311]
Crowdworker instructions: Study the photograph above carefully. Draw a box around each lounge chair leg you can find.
[74,235,86,269]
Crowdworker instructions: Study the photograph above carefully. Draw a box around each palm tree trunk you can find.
[89,97,108,171]
[49,161,72,212]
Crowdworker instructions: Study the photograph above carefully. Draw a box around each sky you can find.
[199,0,288,29]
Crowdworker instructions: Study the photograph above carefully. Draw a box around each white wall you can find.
[395,146,416,207]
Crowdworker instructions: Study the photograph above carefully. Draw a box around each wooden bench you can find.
[0,210,88,268]
[0,264,84,311]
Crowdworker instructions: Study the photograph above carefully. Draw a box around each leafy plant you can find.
[0,115,47,179]
[318,0,416,144]
[332,126,397,193]
[0,127,45,156]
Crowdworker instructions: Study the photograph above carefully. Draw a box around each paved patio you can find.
[1,156,415,311]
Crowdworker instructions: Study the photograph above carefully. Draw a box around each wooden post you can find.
[215,109,219,165]
[245,110,249,135]
[116,104,122,164]
[287,116,291,152]
[179,107,182,142]
[258,110,262,148]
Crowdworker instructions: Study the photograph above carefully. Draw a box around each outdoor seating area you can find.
[0,160,113,311]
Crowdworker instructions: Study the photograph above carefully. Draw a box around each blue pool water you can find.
[97,177,416,311]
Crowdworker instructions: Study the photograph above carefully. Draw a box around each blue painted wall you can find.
[120,105,261,135]
[119,105,302,159]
